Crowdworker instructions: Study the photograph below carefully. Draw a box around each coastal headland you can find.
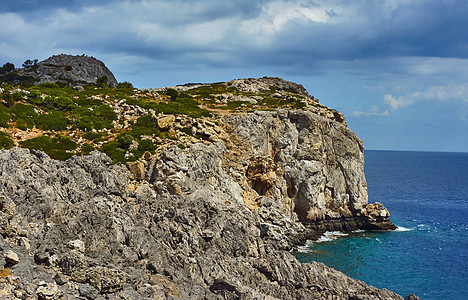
[0,55,418,299]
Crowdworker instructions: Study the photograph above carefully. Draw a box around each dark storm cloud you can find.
[1,0,468,79]
[2,0,467,65]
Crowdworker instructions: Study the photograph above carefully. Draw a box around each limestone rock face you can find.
[223,109,394,233]
[0,147,404,299]
[20,54,118,86]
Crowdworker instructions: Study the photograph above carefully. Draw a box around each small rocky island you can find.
[0,55,418,299]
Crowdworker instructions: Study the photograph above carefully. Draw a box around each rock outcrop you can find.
[19,54,118,86]
[222,109,396,246]
[0,147,406,299]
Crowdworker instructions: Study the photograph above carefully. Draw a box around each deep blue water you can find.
[295,151,468,300]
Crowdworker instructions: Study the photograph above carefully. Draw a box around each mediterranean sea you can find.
[295,150,468,300]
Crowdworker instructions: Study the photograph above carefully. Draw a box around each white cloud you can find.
[240,0,336,36]
[384,84,468,110]
[353,106,389,117]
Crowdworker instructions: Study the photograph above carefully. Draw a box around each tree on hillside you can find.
[22,59,38,68]
[96,75,109,88]
[166,88,178,101]
[0,62,15,74]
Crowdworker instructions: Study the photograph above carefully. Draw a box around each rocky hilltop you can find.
[0,59,418,299]
[13,55,118,86]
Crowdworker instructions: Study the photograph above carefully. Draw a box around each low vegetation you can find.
[0,73,318,163]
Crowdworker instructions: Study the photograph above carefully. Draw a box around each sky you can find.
[0,0,467,152]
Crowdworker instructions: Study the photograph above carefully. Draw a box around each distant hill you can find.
[1,54,118,86]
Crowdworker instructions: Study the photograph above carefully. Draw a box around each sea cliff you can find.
[0,55,417,299]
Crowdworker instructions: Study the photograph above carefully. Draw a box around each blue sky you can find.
[1,0,467,152]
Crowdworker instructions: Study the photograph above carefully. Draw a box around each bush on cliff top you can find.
[20,134,77,160]
[0,132,13,149]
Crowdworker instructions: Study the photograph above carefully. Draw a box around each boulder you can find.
[156,115,175,130]
[5,250,19,265]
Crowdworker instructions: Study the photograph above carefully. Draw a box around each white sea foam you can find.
[296,240,315,252]
[315,231,348,243]
[296,245,309,253]
[394,226,412,232]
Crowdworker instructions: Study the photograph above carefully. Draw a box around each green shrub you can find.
[156,96,211,118]
[20,135,77,160]
[81,143,95,155]
[83,131,103,141]
[117,82,133,89]
[2,93,15,108]
[130,115,160,138]
[10,103,37,129]
[53,96,73,111]
[0,107,10,128]
[180,127,192,135]
[96,75,109,88]
[0,132,13,149]
[100,140,126,164]
[166,88,178,101]
[72,104,116,131]
[36,111,69,131]
[117,133,134,150]
[38,82,60,89]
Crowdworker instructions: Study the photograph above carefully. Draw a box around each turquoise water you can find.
[295,151,468,300]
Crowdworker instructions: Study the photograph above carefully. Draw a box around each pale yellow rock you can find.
[5,250,19,265]
[157,115,175,129]
[127,161,146,181]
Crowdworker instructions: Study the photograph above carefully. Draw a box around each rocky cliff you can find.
[0,74,416,299]
[0,146,405,300]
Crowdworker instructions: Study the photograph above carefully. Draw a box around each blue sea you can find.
[295,151,468,300]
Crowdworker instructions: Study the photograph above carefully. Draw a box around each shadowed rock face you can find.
[20,54,118,86]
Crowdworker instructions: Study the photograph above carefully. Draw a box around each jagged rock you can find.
[0,195,15,237]
[36,282,63,300]
[18,54,118,86]
[357,202,397,230]
[405,293,422,300]
[5,250,19,265]
[67,239,85,253]
[86,266,126,293]
[54,273,68,286]
[126,161,146,180]
[223,109,379,233]
[58,251,87,283]
[79,284,99,299]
